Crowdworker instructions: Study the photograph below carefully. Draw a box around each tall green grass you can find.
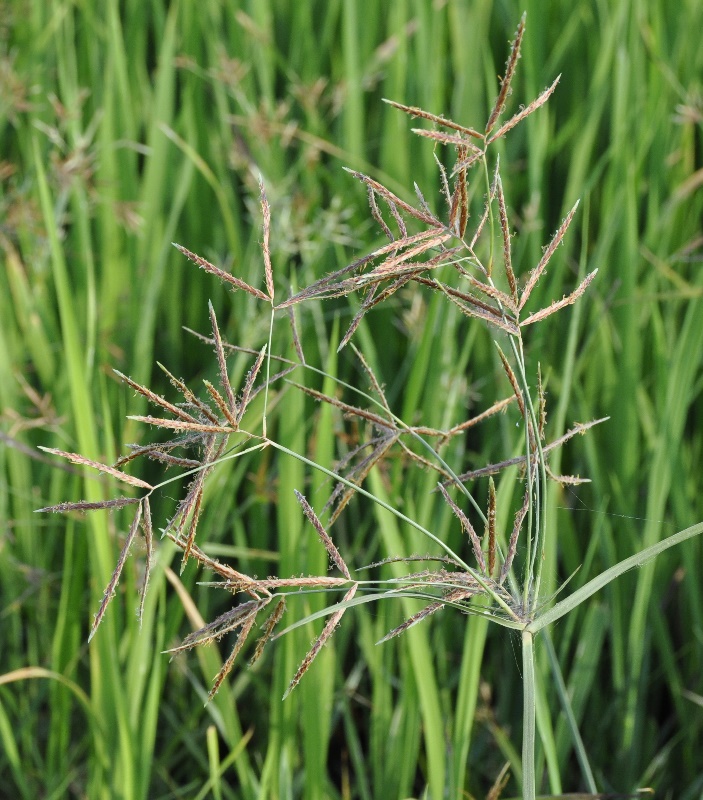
[1,0,702,797]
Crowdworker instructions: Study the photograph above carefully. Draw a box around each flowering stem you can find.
[522,628,537,800]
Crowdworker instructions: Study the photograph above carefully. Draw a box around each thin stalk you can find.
[148,441,268,492]
[522,629,537,800]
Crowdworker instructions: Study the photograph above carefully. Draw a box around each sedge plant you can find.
[38,15,703,799]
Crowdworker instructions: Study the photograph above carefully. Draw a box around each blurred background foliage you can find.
[1,0,702,797]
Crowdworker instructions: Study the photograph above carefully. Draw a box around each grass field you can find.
[1,1,702,798]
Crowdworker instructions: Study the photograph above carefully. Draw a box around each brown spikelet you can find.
[178,436,227,571]
[387,198,408,238]
[203,380,239,427]
[411,129,484,151]
[38,447,154,490]
[237,345,267,422]
[156,362,220,423]
[368,228,444,261]
[464,273,517,314]
[275,251,382,309]
[114,442,200,470]
[208,612,258,700]
[378,586,475,644]
[343,168,441,227]
[127,416,234,434]
[487,477,497,576]
[350,344,392,415]
[487,76,560,144]
[287,306,306,365]
[346,245,459,295]
[327,435,398,526]
[425,279,519,336]
[167,457,210,545]
[340,282,393,351]
[168,601,262,655]
[250,576,349,590]
[259,178,274,301]
[168,480,200,543]
[180,484,205,574]
[173,243,269,300]
[449,145,470,237]
[435,152,452,209]
[519,200,580,311]
[249,364,297,402]
[495,344,525,419]
[467,159,500,250]
[364,554,461,569]
[286,228,446,309]
[89,502,143,642]
[113,370,199,424]
[519,269,598,327]
[250,598,286,665]
[368,185,394,242]
[208,302,238,418]
[138,496,153,627]
[414,182,435,221]
[295,491,351,579]
[383,98,483,139]
[146,450,201,469]
[450,149,486,177]
[283,582,358,699]
[458,160,469,237]
[499,486,530,584]
[438,484,486,572]
[485,13,526,135]
[37,496,142,513]
[496,174,518,304]
[373,233,453,274]
[293,383,393,430]
[545,467,592,486]
[451,417,609,484]
[378,600,444,643]
[439,396,516,444]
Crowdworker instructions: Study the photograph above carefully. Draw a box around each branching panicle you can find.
[39,16,601,707]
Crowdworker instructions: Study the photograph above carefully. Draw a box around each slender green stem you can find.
[522,629,536,800]
[148,440,268,492]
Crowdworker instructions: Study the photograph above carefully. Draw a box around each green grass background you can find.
[1,0,702,797]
